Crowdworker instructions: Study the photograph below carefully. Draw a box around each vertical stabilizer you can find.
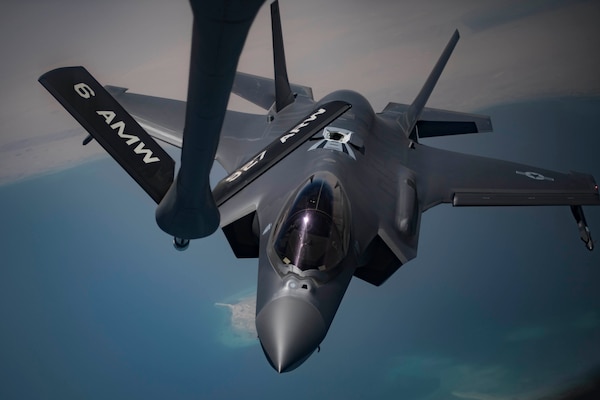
[401,30,460,140]
[271,0,294,112]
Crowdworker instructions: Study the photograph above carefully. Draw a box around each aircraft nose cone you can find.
[256,296,326,373]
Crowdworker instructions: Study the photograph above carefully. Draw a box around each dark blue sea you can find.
[1,97,599,399]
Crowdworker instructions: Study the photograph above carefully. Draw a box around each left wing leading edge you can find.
[418,146,599,209]
[416,146,599,249]
[105,86,270,174]
[381,102,493,138]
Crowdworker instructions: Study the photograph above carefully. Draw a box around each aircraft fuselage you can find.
[248,90,412,372]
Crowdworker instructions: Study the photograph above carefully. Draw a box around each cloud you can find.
[452,391,518,400]
[382,355,516,399]
[443,364,514,394]
[461,0,589,32]
[570,311,599,331]
[452,367,600,400]
[505,325,551,342]
[381,351,600,400]
[0,127,106,185]
[503,311,600,343]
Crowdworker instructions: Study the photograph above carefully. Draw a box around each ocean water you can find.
[0,96,599,399]
[0,159,257,398]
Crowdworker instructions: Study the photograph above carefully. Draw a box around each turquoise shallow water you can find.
[215,288,258,348]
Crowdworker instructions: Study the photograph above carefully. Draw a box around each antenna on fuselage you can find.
[271,0,294,112]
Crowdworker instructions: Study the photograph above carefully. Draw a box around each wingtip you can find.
[452,29,460,42]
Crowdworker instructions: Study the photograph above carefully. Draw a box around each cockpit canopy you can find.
[272,173,350,277]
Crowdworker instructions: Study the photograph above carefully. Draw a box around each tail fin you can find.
[39,66,175,203]
[271,0,294,112]
[400,30,460,140]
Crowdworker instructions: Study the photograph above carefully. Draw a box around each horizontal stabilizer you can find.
[233,71,313,110]
[39,66,175,203]
[105,85,186,148]
[105,85,273,175]
[381,102,492,138]
[212,100,351,206]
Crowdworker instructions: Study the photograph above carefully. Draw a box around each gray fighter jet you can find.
[39,1,599,373]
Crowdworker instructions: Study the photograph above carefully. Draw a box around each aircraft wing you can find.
[105,86,270,173]
[416,145,600,210]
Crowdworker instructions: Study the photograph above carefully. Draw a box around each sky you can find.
[2,0,600,184]
[1,0,600,399]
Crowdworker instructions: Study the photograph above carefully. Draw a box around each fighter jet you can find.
[39,1,599,373]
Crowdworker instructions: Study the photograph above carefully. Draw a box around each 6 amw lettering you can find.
[73,82,160,164]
